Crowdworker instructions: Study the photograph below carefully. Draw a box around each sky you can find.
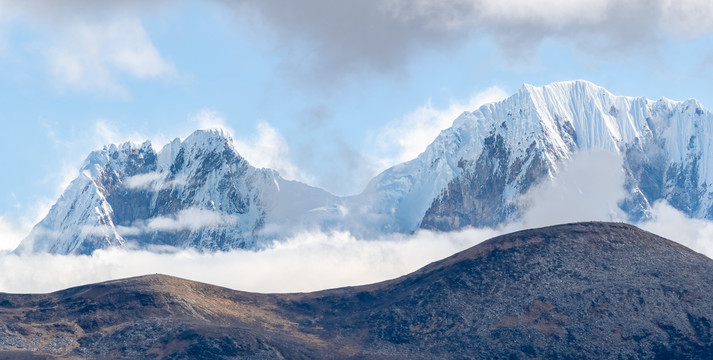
[1,1,713,264]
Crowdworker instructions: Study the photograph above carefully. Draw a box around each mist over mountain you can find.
[17,80,713,254]
[2,223,712,358]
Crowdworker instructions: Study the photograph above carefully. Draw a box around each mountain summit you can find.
[18,129,338,254]
[18,81,713,254]
[374,80,713,232]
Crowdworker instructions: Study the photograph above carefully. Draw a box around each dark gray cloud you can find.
[0,0,167,23]
[214,0,464,78]
[4,1,713,79]
[215,0,713,73]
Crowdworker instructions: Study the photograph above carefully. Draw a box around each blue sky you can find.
[1,0,713,249]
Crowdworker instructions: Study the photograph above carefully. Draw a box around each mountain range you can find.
[2,222,712,358]
[17,80,713,254]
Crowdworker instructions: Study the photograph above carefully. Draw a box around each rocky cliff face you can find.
[2,223,712,358]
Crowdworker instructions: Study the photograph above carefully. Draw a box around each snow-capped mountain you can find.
[17,129,338,254]
[364,80,713,233]
[17,80,713,254]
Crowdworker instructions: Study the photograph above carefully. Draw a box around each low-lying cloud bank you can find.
[0,227,501,294]
[2,151,713,294]
[0,202,709,295]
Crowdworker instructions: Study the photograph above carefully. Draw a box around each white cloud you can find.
[0,1,176,96]
[0,215,29,251]
[3,0,713,86]
[638,200,713,259]
[234,122,311,182]
[661,0,713,37]
[190,109,310,182]
[4,196,713,295]
[123,171,164,190]
[147,208,238,232]
[518,151,627,228]
[44,17,175,97]
[0,226,501,294]
[506,148,713,260]
[376,86,508,166]
[192,109,235,138]
[0,193,59,252]
[94,120,132,146]
[114,208,239,237]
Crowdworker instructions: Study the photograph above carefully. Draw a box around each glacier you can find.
[16,80,713,254]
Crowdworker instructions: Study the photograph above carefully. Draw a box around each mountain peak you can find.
[177,128,244,162]
[18,124,340,254]
[519,80,614,101]
[185,128,233,143]
[81,139,157,180]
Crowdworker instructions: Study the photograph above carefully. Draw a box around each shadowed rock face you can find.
[2,222,713,359]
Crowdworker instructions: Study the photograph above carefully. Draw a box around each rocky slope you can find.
[2,222,712,358]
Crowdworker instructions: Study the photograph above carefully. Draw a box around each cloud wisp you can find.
[0,1,174,97]
[0,216,29,251]
[192,109,311,184]
[44,17,175,97]
[113,208,239,237]
[234,122,312,183]
[374,86,509,166]
[639,200,713,260]
[517,151,627,228]
[123,171,165,190]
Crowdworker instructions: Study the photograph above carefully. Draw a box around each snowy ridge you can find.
[18,129,339,254]
[367,80,713,231]
[18,80,713,254]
